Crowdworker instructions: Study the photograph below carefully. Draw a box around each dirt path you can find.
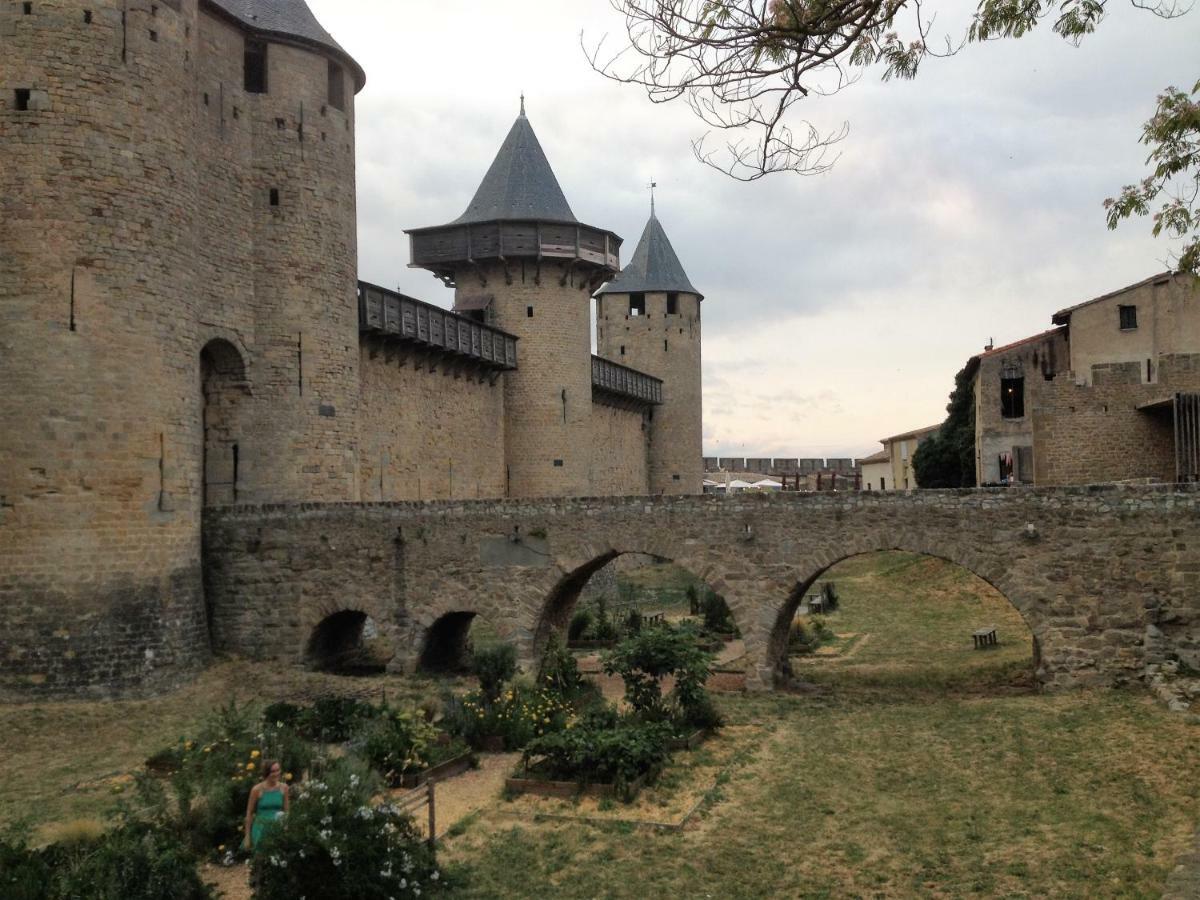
[407,752,520,840]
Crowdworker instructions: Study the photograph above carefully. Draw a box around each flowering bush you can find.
[252,757,442,900]
[443,683,572,751]
[355,707,469,786]
[135,700,308,856]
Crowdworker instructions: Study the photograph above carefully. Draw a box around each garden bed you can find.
[568,639,618,651]
[667,728,711,751]
[505,771,649,800]
[398,751,476,788]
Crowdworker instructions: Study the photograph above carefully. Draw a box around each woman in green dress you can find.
[243,759,289,851]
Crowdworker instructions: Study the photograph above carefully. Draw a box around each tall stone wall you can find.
[0,0,361,698]
[597,290,703,494]
[202,485,1200,692]
[358,342,506,500]
[588,402,651,496]
[1033,354,1200,485]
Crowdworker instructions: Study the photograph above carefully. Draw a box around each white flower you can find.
[431,871,439,881]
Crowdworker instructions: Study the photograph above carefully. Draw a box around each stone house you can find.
[967,272,1200,486]
[860,425,939,491]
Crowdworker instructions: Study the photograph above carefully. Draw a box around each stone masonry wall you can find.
[358,340,507,501]
[588,402,651,496]
[0,0,361,698]
[203,485,1200,692]
[1033,354,1200,485]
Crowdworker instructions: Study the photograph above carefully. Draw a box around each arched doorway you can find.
[418,611,504,673]
[200,338,248,507]
[770,551,1036,692]
[305,610,390,674]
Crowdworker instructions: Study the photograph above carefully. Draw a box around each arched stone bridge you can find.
[202,486,1200,691]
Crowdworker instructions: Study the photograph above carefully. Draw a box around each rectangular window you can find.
[244,39,267,94]
[269,188,279,207]
[14,89,31,111]
[327,60,345,111]
[667,293,678,315]
[619,345,625,356]
[526,306,533,318]
[552,459,563,467]
[880,477,885,490]
[630,293,645,316]
[1000,376,1025,418]
[900,442,908,461]
[1119,305,1137,330]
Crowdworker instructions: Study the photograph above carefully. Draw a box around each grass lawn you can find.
[440,552,1200,898]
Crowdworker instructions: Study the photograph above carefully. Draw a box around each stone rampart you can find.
[201,485,1200,692]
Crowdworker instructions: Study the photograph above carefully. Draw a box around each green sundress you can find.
[251,787,285,849]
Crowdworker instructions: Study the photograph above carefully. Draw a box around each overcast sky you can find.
[309,0,1199,460]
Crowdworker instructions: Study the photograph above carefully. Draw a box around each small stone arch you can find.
[533,545,743,657]
[418,611,481,673]
[765,541,1040,688]
[200,338,250,507]
[305,609,389,674]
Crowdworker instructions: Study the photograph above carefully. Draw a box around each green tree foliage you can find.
[594,1,1196,270]
[913,362,976,487]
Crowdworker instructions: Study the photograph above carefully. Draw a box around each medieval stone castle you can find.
[0,0,703,697]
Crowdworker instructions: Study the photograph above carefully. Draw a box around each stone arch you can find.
[200,338,250,507]
[764,537,1040,688]
[533,541,743,658]
[305,609,388,674]
[418,611,479,673]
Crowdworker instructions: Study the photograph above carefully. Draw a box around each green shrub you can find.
[252,757,441,900]
[602,623,715,721]
[700,590,740,636]
[355,707,442,786]
[300,695,376,742]
[537,636,596,706]
[686,584,701,615]
[788,616,834,655]
[0,826,52,900]
[262,701,304,729]
[567,608,593,641]
[521,718,674,800]
[45,823,215,900]
[625,608,644,635]
[471,643,517,703]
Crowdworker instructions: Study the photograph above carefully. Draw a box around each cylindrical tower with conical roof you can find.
[406,105,622,498]
[0,0,364,698]
[595,207,704,494]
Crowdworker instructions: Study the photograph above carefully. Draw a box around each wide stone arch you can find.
[301,597,394,673]
[534,530,748,661]
[757,527,1043,689]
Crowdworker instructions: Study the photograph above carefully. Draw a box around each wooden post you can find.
[427,780,436,848]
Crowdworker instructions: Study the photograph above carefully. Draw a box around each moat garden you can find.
[2,552,1198,898]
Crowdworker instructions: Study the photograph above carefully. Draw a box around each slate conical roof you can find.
[206,0,364,89]
[595,212,701,299]
[452,112,577,225]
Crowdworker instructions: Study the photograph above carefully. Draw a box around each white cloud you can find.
[310,0,1200,458]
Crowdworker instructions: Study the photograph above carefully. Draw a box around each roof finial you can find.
[648,177,657,215]
[519,91,525,116]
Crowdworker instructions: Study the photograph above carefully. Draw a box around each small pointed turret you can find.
[406,109,620,286]
[595,210,702,300]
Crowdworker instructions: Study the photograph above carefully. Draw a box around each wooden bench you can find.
[807,595,825,614]
[972,627,998,649]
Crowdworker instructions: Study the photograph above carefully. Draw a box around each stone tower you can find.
[0,0,364,698]
[407,105,622,498]
[595,207,704,494]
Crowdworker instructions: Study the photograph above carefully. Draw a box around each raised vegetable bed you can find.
[398,751,475,788]
[505,772,648,800]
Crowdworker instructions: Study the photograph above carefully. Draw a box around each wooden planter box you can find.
[505,772,648,800]
[667,729,710,752]
[398,752,474,788]
[567,639,618,650]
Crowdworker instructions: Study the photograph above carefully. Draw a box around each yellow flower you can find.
[203,746,212,753]
[250,750,261,759]
[184,740,194,750]
[245,762,255,770]
[284,772,293,782]
[218,844,226,851]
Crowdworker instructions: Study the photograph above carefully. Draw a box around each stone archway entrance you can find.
[200,338,248,507]
[306,610,388,674]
